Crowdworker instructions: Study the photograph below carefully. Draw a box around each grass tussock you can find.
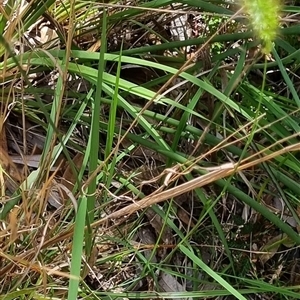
[0,0,300,299]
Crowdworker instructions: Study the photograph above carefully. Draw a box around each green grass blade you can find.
[67,195,87,300]
[179,244,247,300]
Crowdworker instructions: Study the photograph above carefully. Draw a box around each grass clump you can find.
[0,0,300,299]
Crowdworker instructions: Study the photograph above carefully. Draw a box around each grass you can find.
[0,0,300,299]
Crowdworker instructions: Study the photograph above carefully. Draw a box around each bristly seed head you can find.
[242,0,282,54]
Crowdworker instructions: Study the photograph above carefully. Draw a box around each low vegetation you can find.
[0,0,300,299]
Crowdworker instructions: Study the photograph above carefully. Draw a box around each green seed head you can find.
[243,0,282,54]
